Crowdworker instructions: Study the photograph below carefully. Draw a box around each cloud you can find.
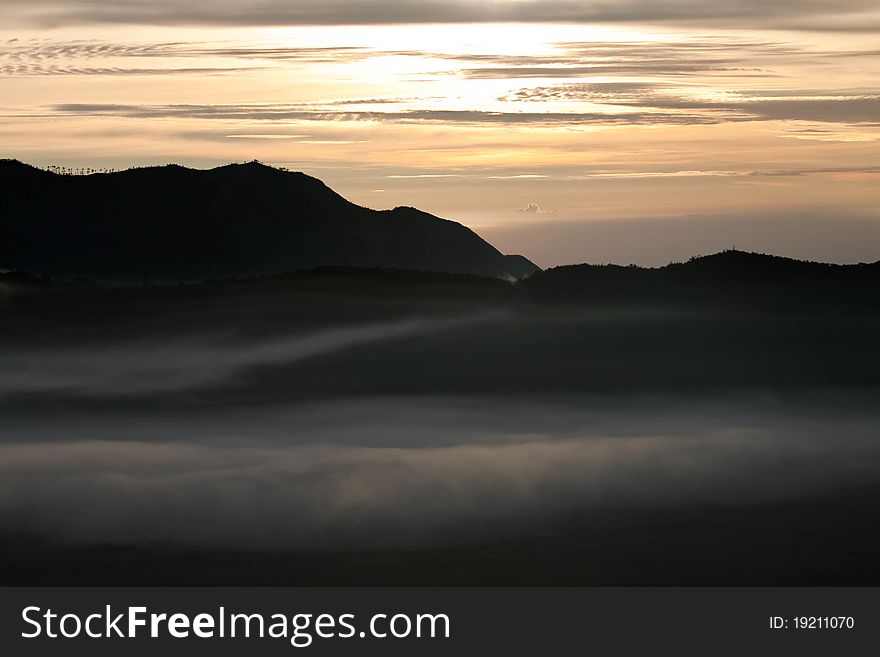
[0,39,373,63]
[0,39,184,59]
[0,39,376,77]
[502,81,663,102]
[45,102,739,127]
[518,202,551,215]
[738,97,880,124]
[421,38,880,83]
[0,395,879,548]
[504,83,880,126]
[3,36,872,88]
[17,35,875,127]
[3,1,879,31]
[576,165,880,178]
[46,92,880,128]
[430,38,796,79]
[0,313,500,397]
[0,64,259,76]
[458,64,769,79]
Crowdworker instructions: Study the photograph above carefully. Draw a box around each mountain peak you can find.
[0,158,38,171]
[220,160,275,172]
[675,250,840,276]
[0,159,539,283]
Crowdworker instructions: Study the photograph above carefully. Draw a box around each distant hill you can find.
[522,250,880,310]
[0,159,538,282]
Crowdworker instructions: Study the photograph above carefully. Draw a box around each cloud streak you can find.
[506,83,880,125]
[0,38,372,63]
[4,0,879,30]
[0,64,259,76]
[0,313,501,397]
[47,93,880,127]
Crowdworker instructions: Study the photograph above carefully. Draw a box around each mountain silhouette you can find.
[0,159,538,282]
[522,250,880,310]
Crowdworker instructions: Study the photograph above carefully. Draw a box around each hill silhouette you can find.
[0,159,538,282]
[522,250,880,311]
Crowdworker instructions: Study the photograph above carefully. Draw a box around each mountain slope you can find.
[0,159,538,282]
[521,250,880,310]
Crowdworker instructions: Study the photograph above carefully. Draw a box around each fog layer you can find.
[1,395,878,549]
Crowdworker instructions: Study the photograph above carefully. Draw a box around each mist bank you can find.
[2,260,879,583]
[1,395,879,550]
[1,265,879,408]
[0,312,504,397]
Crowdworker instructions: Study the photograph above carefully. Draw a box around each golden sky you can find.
[1,1,879,265]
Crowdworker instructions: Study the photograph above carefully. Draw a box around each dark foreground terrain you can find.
[1,255,879,585]
[5,485,880,586]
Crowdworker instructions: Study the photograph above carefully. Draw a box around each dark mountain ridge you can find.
[0,159,538,282]
[522,250,880,310]
[4,249,879,317]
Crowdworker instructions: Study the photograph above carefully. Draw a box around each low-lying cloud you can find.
[0,312,501,396]
[0,395,878,549]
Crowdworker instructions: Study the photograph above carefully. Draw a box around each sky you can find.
[1,1,879,266]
